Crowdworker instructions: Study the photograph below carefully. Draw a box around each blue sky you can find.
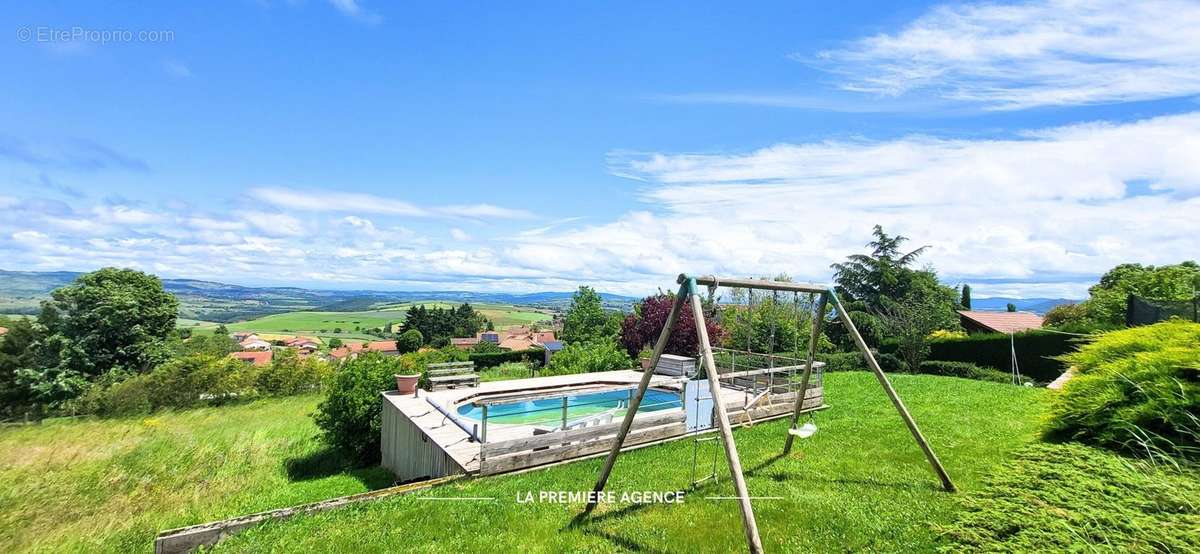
[2,0,1198,297]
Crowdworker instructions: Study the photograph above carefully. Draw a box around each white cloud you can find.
[4,112,1196,297]
[238,211,305,237]
[449,228,471,241]
[815,0,1200,110]
[327,0,382,25]
[248,187,533,220]
[164,60,193,79]
[93,204,164,225]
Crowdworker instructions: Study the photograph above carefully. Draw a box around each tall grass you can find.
[0,395,391,553]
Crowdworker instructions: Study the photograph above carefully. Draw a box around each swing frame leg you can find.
[784,292,827,453]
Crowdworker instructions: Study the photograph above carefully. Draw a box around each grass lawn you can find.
[216,373,1050,552]
[0,395,391,553]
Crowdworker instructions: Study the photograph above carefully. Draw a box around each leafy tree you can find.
[1083,261,1200,324]
[328,337,344,348]
[400,303,484,343]
[618,293,724,358]
[23,268,179,405]
[562,286,618,344]
[1043,303,1091,329]
[829,226,960,346]
[214,324,228,336]
[1006,303,1017,312]
[0,318,42,412]
[543,338,631,376]
[961,284,972,310]
[831,225,930,311]
[471,340,503,354]
[878,293,957,371]
[396,329,423,354]
[176,332,241,357]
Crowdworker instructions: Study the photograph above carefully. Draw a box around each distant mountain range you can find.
[969,297,1076,315]
[0,269,639,322]
[0,269,1077,322]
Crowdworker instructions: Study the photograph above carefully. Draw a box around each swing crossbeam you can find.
[583,274,956,554]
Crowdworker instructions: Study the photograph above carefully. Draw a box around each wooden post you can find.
[689,283,764,554]
[784,292,827,453]
[584,282,689,513]
[827,290,957,492]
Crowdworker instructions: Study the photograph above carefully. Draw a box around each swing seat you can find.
[788,422,818,439]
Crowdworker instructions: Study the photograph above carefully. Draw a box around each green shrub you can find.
[884,330,1078,382]
[256,349,331,396]
[818,350,906,373]
[469,347,544,369]
[916,360,1013,384]
[480,361,535,382]
[313,352,402,465]
[1045,320,1200,460]
[396,330,422,354]
[81,354,256,416]
[543,339,631,376]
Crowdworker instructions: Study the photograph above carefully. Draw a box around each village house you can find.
[451,326,559,353]
[238,334,272,351]
[0,326,8,337]
[229,350,273,367]
[284,336,320,353]
[329,340,400,361]
[957,310,1045,334]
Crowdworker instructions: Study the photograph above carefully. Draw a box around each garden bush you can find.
[81,354,257,416]
[469,347,544,369]
[313,352,402,465]
[256,348,332,396]
[1045,320,1200,460]
[818,350,907,373]
[883,330,1078,382]
[916,360,1013,384]
[543,339,631,376]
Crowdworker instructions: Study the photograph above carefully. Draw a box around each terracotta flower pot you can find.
[640,358,652,371]
[394,373,420,395]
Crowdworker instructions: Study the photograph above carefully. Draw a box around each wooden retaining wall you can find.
[479,410,687,475]
[381,398,466,482]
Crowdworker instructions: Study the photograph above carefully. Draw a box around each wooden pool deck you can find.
[381,368,825,481]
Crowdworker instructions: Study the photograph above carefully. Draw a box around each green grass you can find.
[216,373,1049,552]
[0,395,391,553]
[939,442,1200,552]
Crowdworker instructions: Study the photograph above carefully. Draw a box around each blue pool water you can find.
[456,387,681,425]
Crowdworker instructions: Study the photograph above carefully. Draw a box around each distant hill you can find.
[0,269,639,322]
[969,297,1077,315]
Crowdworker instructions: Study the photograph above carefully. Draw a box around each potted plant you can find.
[394,373,420,395]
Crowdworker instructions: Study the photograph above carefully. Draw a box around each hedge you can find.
[469,348,545,369]
[883,330,1079,383]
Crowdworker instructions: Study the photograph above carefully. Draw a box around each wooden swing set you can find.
[582,274,956,554]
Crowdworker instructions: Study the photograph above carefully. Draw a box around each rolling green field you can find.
[0,372,1058,552]
[186,302,554,344]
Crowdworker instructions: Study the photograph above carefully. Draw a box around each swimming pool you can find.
[456,387,682,426]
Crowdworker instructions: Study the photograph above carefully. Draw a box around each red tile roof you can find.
[958,310,1045,334]
[0,326,8,336]
[230,351,273,367]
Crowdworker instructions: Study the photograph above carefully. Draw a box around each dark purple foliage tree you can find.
[619,294,723,358]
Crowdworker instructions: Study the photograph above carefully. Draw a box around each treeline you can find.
[399,303,488,346]
[0,268,329,419]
